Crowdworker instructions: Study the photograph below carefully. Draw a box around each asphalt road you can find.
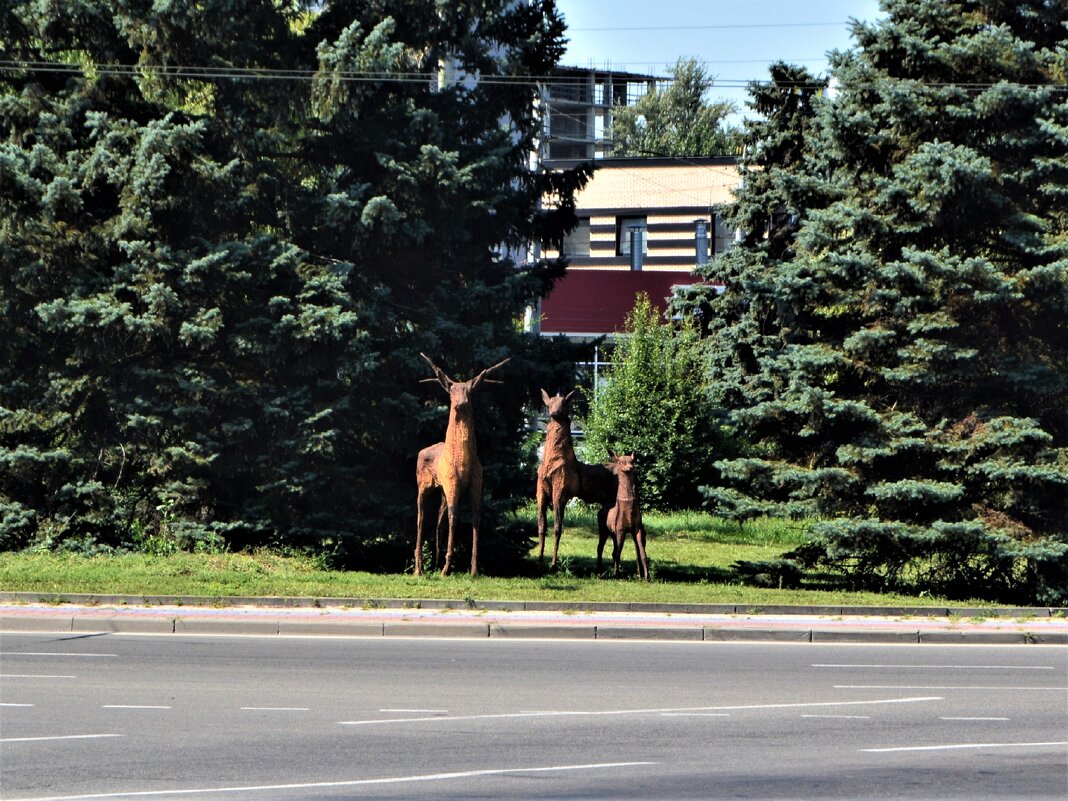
[1,633,1066,800]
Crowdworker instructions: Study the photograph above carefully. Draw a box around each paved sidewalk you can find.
[2,594,1066,644]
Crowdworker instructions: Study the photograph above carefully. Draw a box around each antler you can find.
[420,353,510,390]
[471,357,511,388]
[419,352,454,390]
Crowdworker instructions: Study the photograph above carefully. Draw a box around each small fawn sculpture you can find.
[600,453,650,579]
[536,389,617,570]
[415,353,509,577]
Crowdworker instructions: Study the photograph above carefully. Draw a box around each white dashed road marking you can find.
[1,761,659,801]
[102,705,171,710]
[660,712,730,717]
[1,734,123,744]
[11,653,117,658]
[814,664,1055,670]
[801,714,871,719]
[835,685,1066,691]
[862,741,1068,753]
[939,716,1009,721]
[340,696,942,726]
[240,707,310,711]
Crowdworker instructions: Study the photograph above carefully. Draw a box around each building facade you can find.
[541,66,660,162]
[537,156,739,338]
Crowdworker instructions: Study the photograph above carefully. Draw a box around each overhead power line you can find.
[1,60,1065,93]
[569,21,853,32]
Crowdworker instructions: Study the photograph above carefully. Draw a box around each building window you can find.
[562,218,591,257]
[616,216,647,256]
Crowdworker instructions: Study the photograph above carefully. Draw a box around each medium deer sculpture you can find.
[600,453,650,579]
[536,389,618,570]
[415,353,509,577]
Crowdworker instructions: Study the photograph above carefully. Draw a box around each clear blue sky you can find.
[554,0,885,123]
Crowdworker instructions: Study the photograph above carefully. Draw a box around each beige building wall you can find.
[548,158,741,271]
[573,161,739,209]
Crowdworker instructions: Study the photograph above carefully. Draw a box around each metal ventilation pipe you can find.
[628,224,644,271]
[694,218,709,266]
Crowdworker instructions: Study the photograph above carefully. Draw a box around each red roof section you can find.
[539,269,699,336]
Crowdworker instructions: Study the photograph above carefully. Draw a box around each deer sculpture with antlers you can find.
[415,353,509,577]
[536,389,618,570]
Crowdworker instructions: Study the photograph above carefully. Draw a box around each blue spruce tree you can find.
[683,1,1068,603]
[0,1,585,567]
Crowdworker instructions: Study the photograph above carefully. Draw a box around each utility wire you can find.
[569,21,854,31]
[2,60,1064,92]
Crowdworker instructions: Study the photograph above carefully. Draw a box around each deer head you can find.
[609,452,636,475]
[540,388,577,423]
[421,353,510,411]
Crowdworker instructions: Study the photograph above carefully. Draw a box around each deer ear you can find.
[541,388,551,405]
[564,389,577,404]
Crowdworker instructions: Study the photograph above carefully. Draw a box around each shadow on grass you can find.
[509,507,848,591]
[653,562,736,584]
[526,552,737,585]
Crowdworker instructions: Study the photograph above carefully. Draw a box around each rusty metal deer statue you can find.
[536,389,617,570]
[415,353,509,577]
[600,453,650,579]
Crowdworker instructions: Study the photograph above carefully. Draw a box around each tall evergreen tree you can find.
[0,0,586,567]
[682,1,1068,602]
[675,62,826,400]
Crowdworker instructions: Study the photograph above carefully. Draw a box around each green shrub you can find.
[583,294,732,510]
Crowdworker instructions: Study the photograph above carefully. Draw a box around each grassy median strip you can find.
[0,509,995,608]
[0,549,968,607]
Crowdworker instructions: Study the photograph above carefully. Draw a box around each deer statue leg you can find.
[596,525,609,574]
[440,499,457,577]
[599,506,616,575]
[551,493,567,570]
[433,498,447,571]
[414,486,432,577]
[535,476,549,566]
[633,524,650,580]
[595,504,611,573]
[611,529,625,578]
[468,467,483,577]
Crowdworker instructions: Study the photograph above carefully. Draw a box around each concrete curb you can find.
[4,615,1064,644]
[2,596,1066,645]
[0,592,1062,619]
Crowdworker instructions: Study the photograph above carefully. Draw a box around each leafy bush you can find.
[583,294,731,509]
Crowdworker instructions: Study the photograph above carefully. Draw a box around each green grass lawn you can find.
[0,506,998,608]
[529,505,809,583]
